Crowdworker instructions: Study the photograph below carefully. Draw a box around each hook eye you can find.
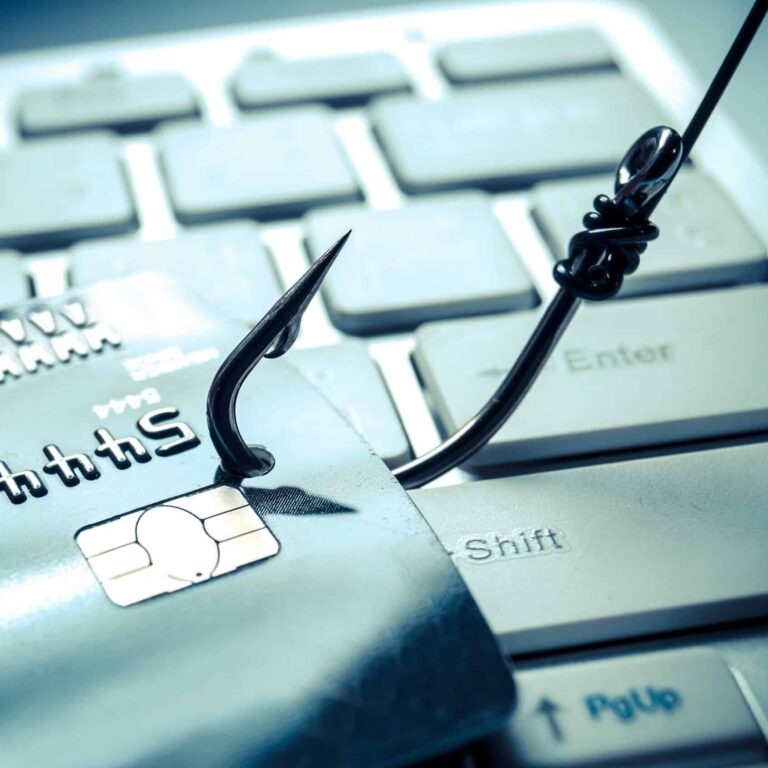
[614,126,683,220]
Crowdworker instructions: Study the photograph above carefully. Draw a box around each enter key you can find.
[496,649,767,767]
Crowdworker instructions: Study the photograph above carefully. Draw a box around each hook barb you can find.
[206,230,351,479]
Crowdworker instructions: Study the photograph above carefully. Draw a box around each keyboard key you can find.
[17,73,198,137]
[533,170,767,296]
[438,28,615,84]
[233,53,410,109]
[70,223,282,325]
[493,649,765,766]
[411,442,768,653]
[370,73,665,193]
[159,110,361,223]
[414,285,768,468]
[291,341,410,467]
[0,136,136,251]
[305,194,536,333]
[0,251,29,306]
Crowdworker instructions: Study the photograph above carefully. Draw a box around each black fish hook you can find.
[205,0,765,488]
[393,0,765,488]
[393,126,682,489]
[206,231,350,479]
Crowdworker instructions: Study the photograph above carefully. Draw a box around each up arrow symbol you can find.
[535,697,563,742]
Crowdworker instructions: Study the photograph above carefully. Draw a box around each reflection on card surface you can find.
[76,484,280,606]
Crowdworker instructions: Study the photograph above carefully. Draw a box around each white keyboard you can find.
[1,2,767,766]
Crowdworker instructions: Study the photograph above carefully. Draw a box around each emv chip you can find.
[76,484,280,606]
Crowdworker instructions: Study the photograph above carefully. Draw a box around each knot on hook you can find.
[553,125,683,301]
[553,194,657,300]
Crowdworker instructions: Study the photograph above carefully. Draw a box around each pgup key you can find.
[585,686,681,722]
[489,649,767,767]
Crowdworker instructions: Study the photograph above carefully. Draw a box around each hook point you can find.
[205,230,352,479]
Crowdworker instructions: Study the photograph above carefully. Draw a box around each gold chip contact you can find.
[76,484,279,606]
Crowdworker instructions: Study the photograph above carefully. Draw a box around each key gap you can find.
[493,197,558,302]
[464,429,768,481]
[27,253,69,298]
[511,616,768,671]
[731,668,768,747]
[394,38,450,101]
[120,139,178,242]
[333,113,404,211]
[369,337,443,465]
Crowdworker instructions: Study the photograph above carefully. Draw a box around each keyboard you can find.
[1,1,768,766]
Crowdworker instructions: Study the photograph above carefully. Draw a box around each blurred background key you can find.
[533,169,767,296]
[371,73,666,193]
[305,193,536,334]
[69,222,282,325]
[159,110,361,223]
[0,251,30,306]
[0,135,137,251]
[437,27,616,84]
[291,340,411,467]
[233,53,411,109]
[16,71,199,137]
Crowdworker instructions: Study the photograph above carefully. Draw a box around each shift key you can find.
[412,442,768,653]
[414,285,768,468]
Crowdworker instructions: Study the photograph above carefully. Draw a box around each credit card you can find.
[0,282,515,768]
[0,271,241,390]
